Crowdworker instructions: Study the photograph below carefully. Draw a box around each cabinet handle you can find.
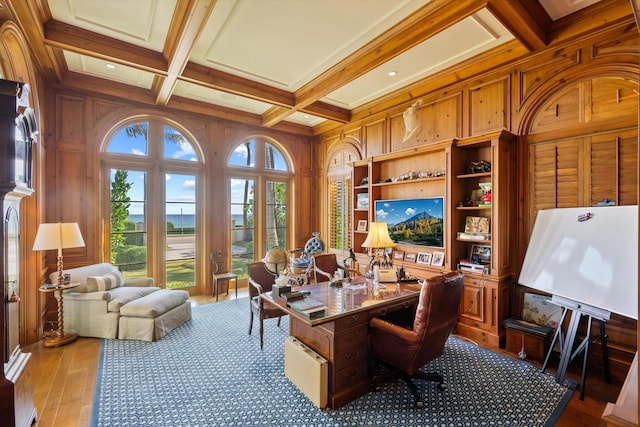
[344,332,361,340]
[344,351,360,360]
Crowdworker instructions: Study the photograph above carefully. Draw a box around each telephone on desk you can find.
[373,265,397,283]
[396,264,420,283]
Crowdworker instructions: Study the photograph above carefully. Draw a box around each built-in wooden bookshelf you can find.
[351,130,517,347]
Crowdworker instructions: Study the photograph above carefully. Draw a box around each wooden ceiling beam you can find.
[153,0,217,106]
[181,62,294,107]
[486,0,550,51]
[44,20,168,74]
[301,101,351,124]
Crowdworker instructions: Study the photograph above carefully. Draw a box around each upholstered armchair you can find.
[50,263,158,339]
[369,271,464,407]
[247,261,287,349]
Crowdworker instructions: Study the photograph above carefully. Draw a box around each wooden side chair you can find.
[210,251,238,302]
[312,253,360,282]
[247,261,287,349]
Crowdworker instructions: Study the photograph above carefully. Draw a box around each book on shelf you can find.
[464,216,490,234]
[457,232,491,240]
[458,260,488,274]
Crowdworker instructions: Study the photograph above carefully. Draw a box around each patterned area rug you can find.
[92,298,574,426]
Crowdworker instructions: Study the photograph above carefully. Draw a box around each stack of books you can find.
[288,297,327,320]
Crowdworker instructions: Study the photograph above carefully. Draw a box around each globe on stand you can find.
[263,247,289,275]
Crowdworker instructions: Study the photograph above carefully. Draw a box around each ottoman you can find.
[118,289,192,341]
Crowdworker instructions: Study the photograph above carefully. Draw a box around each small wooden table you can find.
[38,283,80,347]
[262,277,421,409]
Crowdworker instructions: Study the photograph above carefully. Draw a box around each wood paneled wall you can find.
[316,15,639,380]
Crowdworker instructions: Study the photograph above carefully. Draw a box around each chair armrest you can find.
[370,317,419,343]
[315,266,333,281]
[123,277,154,287]
[248,278,264,298]
[62,291,112,302]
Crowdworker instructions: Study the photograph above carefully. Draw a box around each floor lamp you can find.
[33,222,85,347]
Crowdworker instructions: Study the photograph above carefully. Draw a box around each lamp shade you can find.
[33,222,85,251]
[361,222,396,249]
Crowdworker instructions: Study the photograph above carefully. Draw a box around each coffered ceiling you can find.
[4,0,608,134]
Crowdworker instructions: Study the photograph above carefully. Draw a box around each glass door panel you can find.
[265,180,287,250]
[110,168,148,279]
[165,173,196,289]
[230,178,254,278]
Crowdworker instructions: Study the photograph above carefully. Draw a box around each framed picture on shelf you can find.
[357,219,367,231]
[393,251,405,261]
[431,251,445,267]
[404,253,416,263]
[469,244,491,264]
[416,252,432,265]
[356,193,369,210]
[465,216,490,234]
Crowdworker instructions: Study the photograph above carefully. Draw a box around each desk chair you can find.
[210,251,238,301]
[312,253,360,282]
[369,271,464,407]
[247,261,287,349]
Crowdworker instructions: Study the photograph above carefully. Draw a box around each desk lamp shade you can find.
[362,222,396,249]
[33,222,85,285]
[362,222,396,272]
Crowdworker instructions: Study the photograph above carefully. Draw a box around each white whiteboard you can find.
[518,206,638,319]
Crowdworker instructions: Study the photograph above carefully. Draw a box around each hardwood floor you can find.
[25,288,623,427]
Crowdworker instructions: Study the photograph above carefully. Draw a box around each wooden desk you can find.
[263,277,421,409]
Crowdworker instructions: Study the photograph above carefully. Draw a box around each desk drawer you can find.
[334,363,368,391]
[334,313,368,332]
[334,341,367,371]
[334,325,367,348]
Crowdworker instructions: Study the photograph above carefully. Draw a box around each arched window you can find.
[227,137,292,277]
[103,120,202,290]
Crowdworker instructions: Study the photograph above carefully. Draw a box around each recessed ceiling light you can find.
[388,71,397,77]
[105,63,116,69]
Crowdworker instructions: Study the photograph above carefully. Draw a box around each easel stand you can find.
[542,295,611,400]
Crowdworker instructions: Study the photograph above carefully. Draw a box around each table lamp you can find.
[361,222,396,273]
[33,222,85,286]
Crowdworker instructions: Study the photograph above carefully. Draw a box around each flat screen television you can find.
[374,197,444,247]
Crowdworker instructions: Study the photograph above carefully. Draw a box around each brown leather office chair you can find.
[247,261,287,349]
[312,253,360,282]
[369,271,464,407]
